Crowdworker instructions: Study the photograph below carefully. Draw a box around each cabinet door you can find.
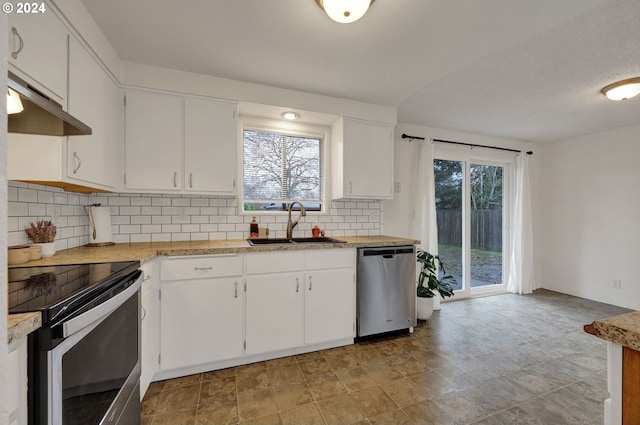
[125,91,183,191]
[245,273,304,355]
[8,338,27,425]
[342,119,394,199]
[184,99,238,194]
[140,262,159,399]
[8,2,68,102]
[160,277,243,371]
[305,269,355,345]
[67,36,122,190]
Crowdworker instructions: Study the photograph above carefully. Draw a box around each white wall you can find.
[384,122,542,284]
[541,122,640,310]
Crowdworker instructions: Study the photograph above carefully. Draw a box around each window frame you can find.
[239,117,331,215]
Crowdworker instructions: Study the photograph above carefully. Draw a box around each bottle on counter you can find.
[312,224,321,238]
[250,217,259,238]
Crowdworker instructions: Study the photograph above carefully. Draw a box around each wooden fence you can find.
[437,209,502,252]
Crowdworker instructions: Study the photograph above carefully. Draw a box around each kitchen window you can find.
[242,127,325,212]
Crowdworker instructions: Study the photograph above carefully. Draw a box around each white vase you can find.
[417,296,435,320]
[34,242,56,258]
[433,294,442,310]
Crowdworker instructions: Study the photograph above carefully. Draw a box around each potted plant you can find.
[416,248,456,320]
[25,220,57,258]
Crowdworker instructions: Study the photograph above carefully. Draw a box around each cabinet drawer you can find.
[246,251,305,275]
[161,255,243,281]
[306,249,355,270]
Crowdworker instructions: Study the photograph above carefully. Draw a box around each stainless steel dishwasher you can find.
[357,246,416,337]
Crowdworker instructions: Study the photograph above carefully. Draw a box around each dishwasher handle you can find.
[360,246,415,257]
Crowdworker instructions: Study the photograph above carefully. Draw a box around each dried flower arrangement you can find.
[25,220,57,243]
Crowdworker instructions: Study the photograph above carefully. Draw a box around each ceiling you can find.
[80,0,640,143]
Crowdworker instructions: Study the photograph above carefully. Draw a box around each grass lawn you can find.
[437,244,503,286]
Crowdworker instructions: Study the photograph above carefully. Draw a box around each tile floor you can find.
[141,289,631,424]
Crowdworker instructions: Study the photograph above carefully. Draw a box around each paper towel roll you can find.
[86,205,114,246]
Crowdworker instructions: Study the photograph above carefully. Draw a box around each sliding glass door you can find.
[434,152,511,297]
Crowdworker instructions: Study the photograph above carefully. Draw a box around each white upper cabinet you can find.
[124,90,183,191]
[67,36,122,190]
[8,1,68,103]
[331,117,394,200]
[8,34,122,194]
[125,90,238,194]
[184,98,237,194]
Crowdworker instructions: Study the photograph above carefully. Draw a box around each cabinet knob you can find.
[11,27,24,60]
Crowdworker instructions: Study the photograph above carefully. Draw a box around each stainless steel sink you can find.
[290,237,346,244]
[247,237,346,246]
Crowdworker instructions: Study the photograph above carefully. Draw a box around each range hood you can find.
[7,71,92,136]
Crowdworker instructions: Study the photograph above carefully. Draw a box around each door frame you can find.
[433,144,515,300]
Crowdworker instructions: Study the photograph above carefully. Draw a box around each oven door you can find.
[46,273,141,425]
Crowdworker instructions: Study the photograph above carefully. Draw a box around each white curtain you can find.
[507,153,536,294]
[411,140,442,308]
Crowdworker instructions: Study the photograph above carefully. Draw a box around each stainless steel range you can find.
[8,261,142,425]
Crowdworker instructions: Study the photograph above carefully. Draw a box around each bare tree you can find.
[243,130,321,208]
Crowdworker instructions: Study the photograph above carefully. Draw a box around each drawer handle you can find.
[141,306,147,321]
[309,276,313,291]
[194,266,213,271]
[234,282,238,299]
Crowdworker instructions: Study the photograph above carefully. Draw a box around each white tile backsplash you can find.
[7,181,382,248]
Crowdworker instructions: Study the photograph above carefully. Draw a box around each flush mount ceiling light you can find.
[315,0,374,24]
[281,111,300,120]
[7,88,24,114]
[601,77,640,101]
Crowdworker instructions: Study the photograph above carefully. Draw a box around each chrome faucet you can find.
[286,201,307,239]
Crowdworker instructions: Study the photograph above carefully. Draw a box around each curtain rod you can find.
[401,133,533,155]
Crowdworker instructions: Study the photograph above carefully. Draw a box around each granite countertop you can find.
[8,312,41,346]
[10,235,419,267]
[586,311,640,351]
[8,235,419,342]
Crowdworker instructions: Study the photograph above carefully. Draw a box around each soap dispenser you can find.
[250,217,259,238]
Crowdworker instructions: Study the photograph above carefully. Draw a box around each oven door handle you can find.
[63,276,141,338]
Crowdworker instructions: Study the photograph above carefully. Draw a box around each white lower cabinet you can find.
[159,255,244,371]
[8,337,28,425]
[305,248,356,345]
[157,249,355,377]
[305,268,355,345]
[140,261,159,399]
[245,272,304,355]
